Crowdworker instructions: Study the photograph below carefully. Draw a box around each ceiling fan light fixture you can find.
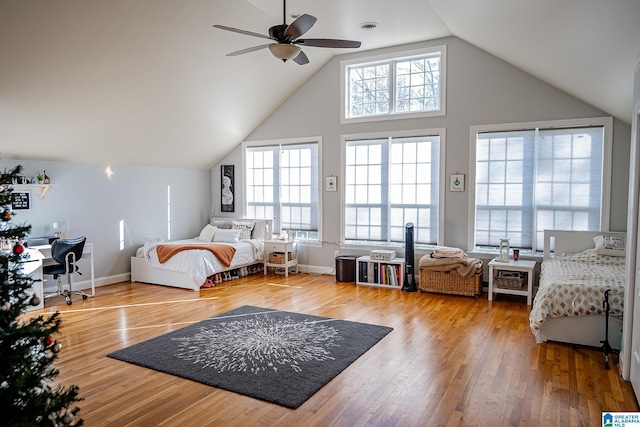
[268,43,301,61]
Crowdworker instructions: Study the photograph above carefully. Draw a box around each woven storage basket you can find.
[419,267,483,297]
[494,271,525,290]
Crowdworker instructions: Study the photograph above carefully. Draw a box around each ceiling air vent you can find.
[358,22,379,31]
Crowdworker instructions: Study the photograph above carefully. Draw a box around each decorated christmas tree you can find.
[0,166,83,426]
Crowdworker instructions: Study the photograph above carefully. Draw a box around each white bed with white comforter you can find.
[131,218,272,292]
[529,229,626,348]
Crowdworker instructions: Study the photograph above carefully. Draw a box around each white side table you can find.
[488,259,537,305]
[264,240,298,277]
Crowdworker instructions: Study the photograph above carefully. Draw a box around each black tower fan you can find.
[402,222,418,292]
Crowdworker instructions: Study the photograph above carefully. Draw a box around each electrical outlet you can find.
[334,250,339,258]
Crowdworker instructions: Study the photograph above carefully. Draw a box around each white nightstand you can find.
[264,240,298,277]
[488,259,537,305]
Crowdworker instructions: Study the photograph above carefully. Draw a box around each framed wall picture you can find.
[221,165,234,213]
[449,174,465,192]
[326,176,337,192]
[11,191,31,210]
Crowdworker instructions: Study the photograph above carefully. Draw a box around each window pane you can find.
[348,64,390,117]
[475,130,535,248]
[395,54,441,114]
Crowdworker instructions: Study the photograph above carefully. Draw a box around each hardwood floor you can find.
[32,272,638,426]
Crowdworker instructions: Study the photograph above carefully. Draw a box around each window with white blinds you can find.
[245,140,320,240]
[473,120,610,251]
[344,132,442,245]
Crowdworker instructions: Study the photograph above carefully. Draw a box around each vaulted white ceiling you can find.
[1,0,639,170]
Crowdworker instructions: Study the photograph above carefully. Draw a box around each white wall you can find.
[214,36,632,268]
[625,60,640,393]
[1,159,211,288]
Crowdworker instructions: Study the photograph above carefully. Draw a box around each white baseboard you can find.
[298,264,335,275]
[42,266,340,293]
[43,273,131,293]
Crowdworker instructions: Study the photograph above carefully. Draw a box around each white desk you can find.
[21,249,45,312]
[32,243,95,298]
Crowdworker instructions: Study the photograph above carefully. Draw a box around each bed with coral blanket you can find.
[131,218,271,292]
[529,229,626,349]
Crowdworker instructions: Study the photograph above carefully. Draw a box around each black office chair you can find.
[43,236,88,305]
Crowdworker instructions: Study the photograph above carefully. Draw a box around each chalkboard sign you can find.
[11,192,31,210]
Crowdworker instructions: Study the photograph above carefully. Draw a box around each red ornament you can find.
[13,244,24,255]
[45,336,54,347]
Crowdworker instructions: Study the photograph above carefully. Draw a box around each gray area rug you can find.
[107,305,393,408]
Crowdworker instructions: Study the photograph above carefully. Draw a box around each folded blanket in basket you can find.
[419,255,482,277]
[432,246,466,258]
[156,243,236,267]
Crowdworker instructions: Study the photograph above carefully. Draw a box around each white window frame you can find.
[242,136,323,247]
[340,128,446,249]
[467,117,613,252]
[340,45,447,124]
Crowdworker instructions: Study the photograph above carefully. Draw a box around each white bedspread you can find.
[137,238,264,286]
[529,249,625,341]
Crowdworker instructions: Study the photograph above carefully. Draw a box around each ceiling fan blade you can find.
[226,43,272,57]
[213,24,273,41]
[293,50,309,65]
[297,38,361,48]
[284,14,317,39]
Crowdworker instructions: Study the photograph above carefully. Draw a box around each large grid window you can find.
[342,46,445,122]
[246,140,320,240]
[473,121,609,251]
[344,134,441,245]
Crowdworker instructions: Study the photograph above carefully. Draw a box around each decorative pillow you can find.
[593,234,626,257]
[233,220,255,240]
[213,228,241,243]
[210,220,233,229]
[197,224,217,242]
[250,219,269,240]
[144,236,164,244]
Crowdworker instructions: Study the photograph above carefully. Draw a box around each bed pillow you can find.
[233,220,255,240]
[213,228,241,243]
[210,220,233,229]
[251,219,269,240]
[197,224,217,242]
[593,234,626,256]
[144,236,164,244]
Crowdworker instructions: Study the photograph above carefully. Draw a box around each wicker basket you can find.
[418,267,483,297]
[495,271,525,290]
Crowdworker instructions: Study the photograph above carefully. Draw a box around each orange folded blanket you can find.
[156,243,236,267]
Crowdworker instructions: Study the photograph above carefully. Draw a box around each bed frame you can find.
[131,218,272,292]
[536,229,626,349]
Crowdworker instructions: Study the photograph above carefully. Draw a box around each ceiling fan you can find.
[213,0,361,65]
